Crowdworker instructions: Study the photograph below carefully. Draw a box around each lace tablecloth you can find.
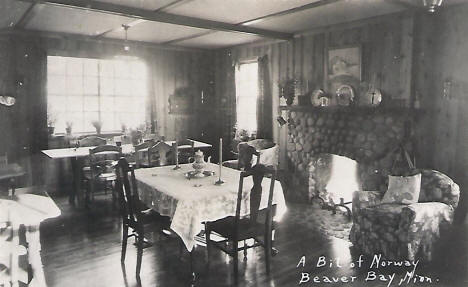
[134,163,287,251]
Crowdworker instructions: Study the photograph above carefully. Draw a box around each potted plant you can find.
[65,121,73,135]
[278,77,300,106]
[91,120,102,134]
[47,110,57,135]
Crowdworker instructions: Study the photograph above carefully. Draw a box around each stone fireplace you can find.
[283,106,418,202]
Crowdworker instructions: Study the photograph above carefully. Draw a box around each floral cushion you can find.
[382,173,421,204]
[419,169,460,209]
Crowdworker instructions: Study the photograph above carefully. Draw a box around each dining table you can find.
[0,186,61,287]
[41,139,212,206]
[134,163,287,251]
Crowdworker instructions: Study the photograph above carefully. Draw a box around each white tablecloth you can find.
[134,163,286,251]
[41,140,212,159]
[0,188,61,287]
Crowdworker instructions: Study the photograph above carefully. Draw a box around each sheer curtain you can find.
[257,55,272,139]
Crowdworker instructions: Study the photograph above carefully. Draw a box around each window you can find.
[235,61,258,134]
[47,56,147,134]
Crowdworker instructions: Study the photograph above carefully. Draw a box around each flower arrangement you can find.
[47,110,57,135]
[65,121,73,134]
[91,120,102,134]
[47,110,57,127]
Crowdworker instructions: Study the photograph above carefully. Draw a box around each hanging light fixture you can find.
[423,0,443,12]
[122,24,130,51]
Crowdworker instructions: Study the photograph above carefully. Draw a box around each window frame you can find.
[47,55,148,134]
[235,59,259,136]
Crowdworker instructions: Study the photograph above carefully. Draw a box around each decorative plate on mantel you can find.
[310,89,325,106]
[336,85,354,106]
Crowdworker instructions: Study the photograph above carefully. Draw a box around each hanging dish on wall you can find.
[336,84,354,106]
[318,96,330,107]
[310,89,325,106]
[361,88,382,106]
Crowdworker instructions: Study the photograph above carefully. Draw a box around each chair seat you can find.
[209,216,275,241]
[139,209,171,227]
[99,173,117,181]
[82,170,117,181]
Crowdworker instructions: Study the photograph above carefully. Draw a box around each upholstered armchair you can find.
[350,169,460,261]
[223,139,279,170]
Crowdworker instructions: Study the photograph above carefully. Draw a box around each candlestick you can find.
[173,142,181,170]
[215,137,224,185]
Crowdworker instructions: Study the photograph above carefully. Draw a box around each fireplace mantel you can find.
[279,105,421,115]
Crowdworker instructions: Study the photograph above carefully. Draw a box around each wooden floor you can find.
[38,194,468,287]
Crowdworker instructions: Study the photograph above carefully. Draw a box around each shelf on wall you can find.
[278,105,423,115]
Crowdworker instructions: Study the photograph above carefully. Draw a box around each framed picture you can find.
[326,46,361,98]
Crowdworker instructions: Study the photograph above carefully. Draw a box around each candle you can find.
[219,138,222,178]
[215,137,225,185]
[172,142,180,170]
[175,142,179,166]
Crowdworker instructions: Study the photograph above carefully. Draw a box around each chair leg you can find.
[243,240,247,260]
[136,226,144,277]
[190,250,196,284]
[233,240,238,285]
[265,234,271,275]
[121,224,128,262]
[206,227,211,269]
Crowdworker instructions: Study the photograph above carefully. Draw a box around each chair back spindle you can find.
[78,136,106,147]
[235,164,276,236]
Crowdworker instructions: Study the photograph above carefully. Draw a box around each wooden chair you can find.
[78,136,106,147]
[174,139,195,164]
[86,145,122,204]
[133,140,157,168]
[80,135,107,186]
[205,164,277,283]
[114,158,171,277]
[148,141,173,167]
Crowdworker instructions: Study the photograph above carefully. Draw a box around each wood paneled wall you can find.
[0,33,214,187]
[414,4,468,220]
[214,12,416,167]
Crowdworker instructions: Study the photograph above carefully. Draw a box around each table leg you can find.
[9,178,16,197]
[70,157,83,206]
[25,225,47,287]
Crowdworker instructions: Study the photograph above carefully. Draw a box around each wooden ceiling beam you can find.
[1,27,207,52]
[164,0,344,45]
[94,0,194,38]
[383,0,418,10]
[156,0,195,12]
[16,0,293,40]
[15,3,39,28]
[242,0,344,25]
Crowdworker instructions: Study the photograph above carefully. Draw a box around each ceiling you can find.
[0,0,465,49]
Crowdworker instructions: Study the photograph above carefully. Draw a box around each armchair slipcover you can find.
[350,169,460,261]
